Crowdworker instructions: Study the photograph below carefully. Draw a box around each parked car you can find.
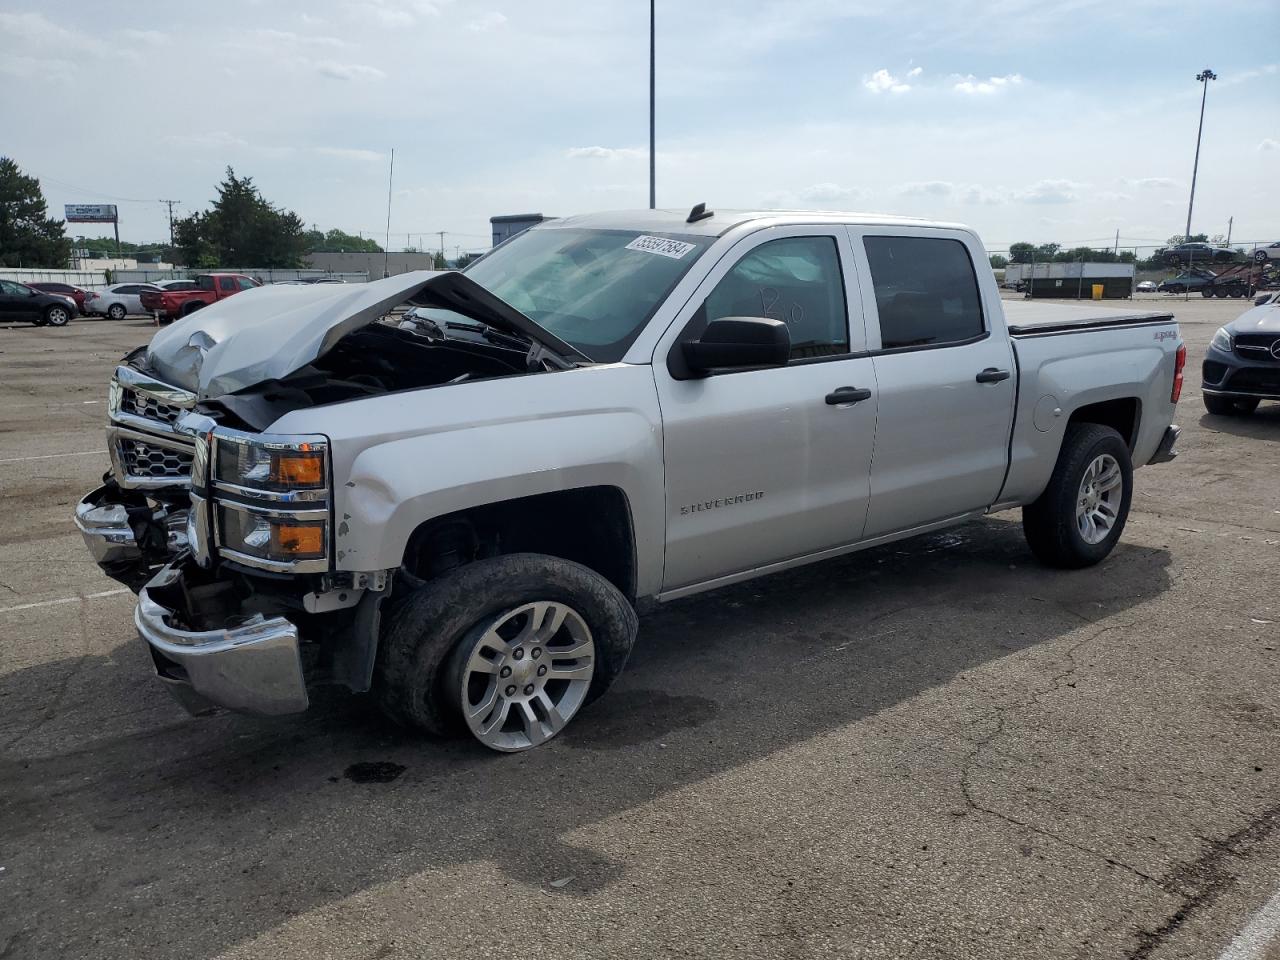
[139,272,260,320]
[1253,242,1280,264]
[1157,272,1214,294]
[1201,295,1280,416]
[0,279,77,326]
[74,208,1183,753]
[1135,280,1157,293]
[28,281,88,314]
[85,283,161,320]
[1159,242,1237,266]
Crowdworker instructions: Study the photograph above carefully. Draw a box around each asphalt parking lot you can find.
[1,295,1277,960]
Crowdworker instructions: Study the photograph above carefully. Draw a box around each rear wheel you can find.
[1023,423,1133,569]
[107,303,126,321]
[376,553,638,752]
[182,301,204,317]
[1204,394,1259,416]
[1228,285,1244,298]
[1255,251,1269,264]
[43,305,70,327]
[1200,288,1214,298]
[1213,287,1228,298]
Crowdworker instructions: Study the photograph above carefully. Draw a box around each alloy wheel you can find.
[1076,454,1123,545]
[454,600,595,752]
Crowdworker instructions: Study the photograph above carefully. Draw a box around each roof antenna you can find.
[686,202,714,223]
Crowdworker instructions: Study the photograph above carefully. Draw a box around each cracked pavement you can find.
[1,298,1277,959]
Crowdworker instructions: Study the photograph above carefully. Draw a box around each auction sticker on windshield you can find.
[626,235,697,259]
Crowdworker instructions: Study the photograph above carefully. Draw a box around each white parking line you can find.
[0,450,106,465]
[1218,887,1280,960]
[0,588,130,615]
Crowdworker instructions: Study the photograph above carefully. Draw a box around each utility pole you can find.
[437,231,446,263]
[1114,229,1119,255]
[649,0,656,209]
[383,148,395,278]
[1226,216,1233,246]
[159,199,181,247]
[1184,69,1216,243]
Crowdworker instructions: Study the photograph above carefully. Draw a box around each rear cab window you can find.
[862,235,985,351]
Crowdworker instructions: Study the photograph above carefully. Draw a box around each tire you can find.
[1022,423,1133,569]
[1229,286,1245,298]
[1213,287,1228,298]
[43,305,71,327]
[1256,251,1269,264]
[1204,394,1259,416]
[182,301,205,316]
[376,553,638,751]
[1200,288,1214,298]
[107,303,126,321]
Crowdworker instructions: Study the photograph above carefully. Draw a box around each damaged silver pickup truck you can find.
[76,208,1183,752]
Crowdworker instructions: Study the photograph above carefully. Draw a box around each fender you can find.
[268,362,669,598]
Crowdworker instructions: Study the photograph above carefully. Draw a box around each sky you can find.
[2,0,1277,256]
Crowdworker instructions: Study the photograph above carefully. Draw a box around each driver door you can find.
[0,281,37,322]
[652,227,879,595]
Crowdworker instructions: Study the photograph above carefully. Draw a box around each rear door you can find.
[653,226,879,592]
[848,228,1016,539]
[0,281,38,322]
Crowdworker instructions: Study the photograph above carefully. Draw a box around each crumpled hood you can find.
[1227,300,1280,335]
[145,271,586,398]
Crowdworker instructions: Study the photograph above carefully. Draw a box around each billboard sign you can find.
[64,204,118,223]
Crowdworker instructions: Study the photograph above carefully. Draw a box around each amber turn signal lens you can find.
[270,522,326,557]
[271,451,325,487]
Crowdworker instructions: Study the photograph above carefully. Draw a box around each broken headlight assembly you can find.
[202,429,332,573]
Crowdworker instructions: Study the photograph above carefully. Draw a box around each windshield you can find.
[462,227,712,363]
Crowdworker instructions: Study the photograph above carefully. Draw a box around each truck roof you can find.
[540,208,970,238]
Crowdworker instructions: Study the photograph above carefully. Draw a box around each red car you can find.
[140,272,261,321]
[28,282,88,314]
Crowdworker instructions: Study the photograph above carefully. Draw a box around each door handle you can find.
[976,368,1011,383]
[825,386,872,405]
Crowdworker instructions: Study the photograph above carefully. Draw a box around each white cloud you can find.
[466,11,508,32]
[864,68,912,94]
[1014,179,1083,204]
[1259,138,1278,152]
[797,183,866,205]
[898,180,954,197]
[315,61,387,82]
[1124,177,1180,189]
[957,185,1004,205]
[250,28,346,48]
[952,73,1023,95]
[118,28,167,45]
[565,146,645,160]
[314,147,386,162]
[0,11,105,57]
[907,66,923,78]
[162,131,250,149]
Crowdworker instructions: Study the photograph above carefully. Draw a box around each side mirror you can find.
[681,317,790,375]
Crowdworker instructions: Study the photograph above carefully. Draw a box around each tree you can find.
[1166,233,1208,245]
[1035,242,1060,261]
[303,227,381,253]
[431,251,447,269]
[456,252,482,269]
[172,167,307,267]
[1008,242,1035,264]
[0,157,71,268]
[988,254,1008,269]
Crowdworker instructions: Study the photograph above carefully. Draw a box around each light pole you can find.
[1183,68,1216,243]
[649,0,655,209]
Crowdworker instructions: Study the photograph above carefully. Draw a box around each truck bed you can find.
[1003,299,1174,337]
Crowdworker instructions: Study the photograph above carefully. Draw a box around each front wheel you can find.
[1256,251,1269,264]
[107,303,126,321]
[376,554,638,752]
[1023,423,1133,569]
[43,304,71,327]
[1200,288,1214,298]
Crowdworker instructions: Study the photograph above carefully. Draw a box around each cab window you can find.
[699,236,849,360]
[863,236,985,350]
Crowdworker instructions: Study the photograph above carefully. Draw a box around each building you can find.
[490,213,554,248]
[304,251,439,277]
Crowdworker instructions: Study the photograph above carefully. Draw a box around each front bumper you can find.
[1202,344,1280,401]
[138,561,310,716]
[74,483,188,591]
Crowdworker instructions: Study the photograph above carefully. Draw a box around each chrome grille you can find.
[121,438,195,480]
[120,388,185,426]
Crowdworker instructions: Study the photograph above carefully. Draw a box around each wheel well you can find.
[1068,397,1140,450]
[401,486,637,601]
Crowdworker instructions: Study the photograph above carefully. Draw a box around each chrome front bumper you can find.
[138,562,310,716]
[74,487,141,566]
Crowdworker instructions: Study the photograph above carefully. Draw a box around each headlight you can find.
[1210,327,1232,353]
[209,430,331,573]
